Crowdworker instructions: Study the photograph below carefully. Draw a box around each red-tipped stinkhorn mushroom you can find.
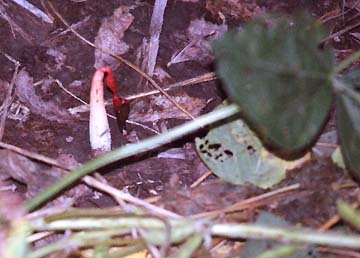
[103,67,130,132]
[89,66,130,156]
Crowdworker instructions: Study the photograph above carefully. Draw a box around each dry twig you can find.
[68,72,216,114]
[191,184,300,219]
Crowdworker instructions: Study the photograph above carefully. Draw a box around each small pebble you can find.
[65,136,74,143]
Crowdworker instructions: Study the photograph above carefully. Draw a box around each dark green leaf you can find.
[336,76,360,179]
[213,15,334,157]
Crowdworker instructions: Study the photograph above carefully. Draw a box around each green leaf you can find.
[336,75,360,178]
[331,147,345,169]
[213,15,334,157]
[195,115,298,188]
[4,221,30,258]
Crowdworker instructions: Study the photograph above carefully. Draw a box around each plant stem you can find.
[337,200,360,231]
[24,104,240,211]
[29,217,360,251]
[167,234,203,258]
[334,49,360,74]
[332,78,360,107]
[28,230,143,258]
[31,216,186,231]
[211,223,360,249]
[255,246,299,258]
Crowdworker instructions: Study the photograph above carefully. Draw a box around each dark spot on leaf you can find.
[199,144,204,149]
[247,145,256,155]
[224,150,233,157]
[208,143,221,150]
[207,152,212,158]
[205,140,209,145]
[215,153,223,160]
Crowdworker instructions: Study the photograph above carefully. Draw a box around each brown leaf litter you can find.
[15,69,74,123]
[94,6,134,69]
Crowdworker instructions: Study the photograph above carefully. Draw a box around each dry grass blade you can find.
[317,247,360,258]
[146,0,167,77]
[0,141,75,170]
[322,20,360,43]
[46,0,195,120]
[319,0,360,24]
[82,175,182,219]
[10,0,53,23]
[190,170,213,188]
[0,61,20,140]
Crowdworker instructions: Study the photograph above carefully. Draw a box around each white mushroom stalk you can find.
[89,67,111,156]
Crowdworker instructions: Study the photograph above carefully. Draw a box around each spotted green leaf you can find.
[195,115,307,188]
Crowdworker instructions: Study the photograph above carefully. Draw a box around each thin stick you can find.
[68,71,216,114]
[46,0,195,120]
[191,183,300,219]
[190,170,213,188]
[319,202,359,232]
[0,3,34,43]
[318,246,360,258]
[82,175,182,219]
[322,20,360,44]
[319,1,360,24]
[54,79,87,105]
[54,78,160,135]
[0,141,75,170]
[0,61,20,140]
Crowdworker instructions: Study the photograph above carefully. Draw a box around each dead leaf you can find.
[0,150,89,203]
[130,93,206,122]
[167,18,227,66]
[94,6,134,69]
[15,70,74,123]
[157,148,186,160]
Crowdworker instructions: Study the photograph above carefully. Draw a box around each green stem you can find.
[255,246,300,258]
[167,234,203,258]
[211,223,360,249]
[334,49,360,74]
[337,200,360,231]
[332,78,360,107]
[29,230,143,258]
[24,103,240,211]
[107,243,147,258]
